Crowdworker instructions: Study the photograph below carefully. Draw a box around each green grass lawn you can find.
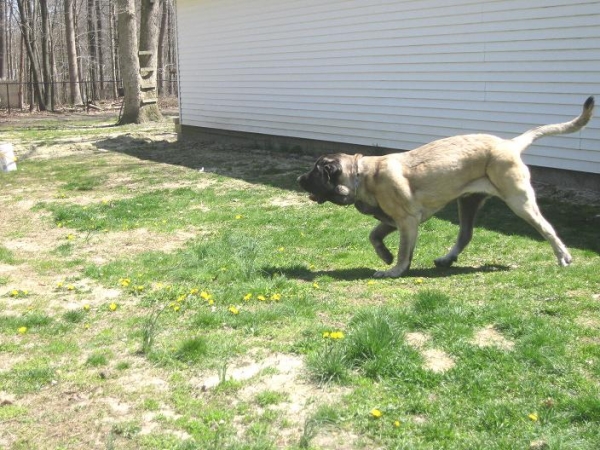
[0,115,598,449]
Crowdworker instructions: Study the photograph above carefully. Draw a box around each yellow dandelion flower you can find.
[528,413,539,422]
[173,305,181,312]
[312,282,319,289]
[119,278,131,287]
[415,278,424,284]
[270,293,281,301]
[257,295,266,301]
[67,234,75,240]
[243,293,253,301]
[101,199,109,205]
[56,281,64,288]
[367,280,375,285]
[208,299,214,306]
[394,420,401,427]
[235,214,243,220]
[22,290,28,295]
[200,291,211,300]
[228,305,239,315]
[330,331,345,340]
[370,408,383,418]
[83,304,90,311]
[109,303,118,311]
[134,285,144,292]
[18,326,28,334]
[190,288,199,295]
[322,332,331,338]
[67,284,75,291]
[278,247,285,252]
[10,290,19,297]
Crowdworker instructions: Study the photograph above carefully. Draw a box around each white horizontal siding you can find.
[176,0,600,174]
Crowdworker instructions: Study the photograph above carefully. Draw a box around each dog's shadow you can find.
[262,264,510,282]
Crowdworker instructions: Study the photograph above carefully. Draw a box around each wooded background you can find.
[0,0,178,111]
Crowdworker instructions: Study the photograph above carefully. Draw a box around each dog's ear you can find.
[323,162,341,180]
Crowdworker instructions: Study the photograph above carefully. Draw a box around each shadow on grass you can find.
[262,264,510,282]
[96,134,599,255]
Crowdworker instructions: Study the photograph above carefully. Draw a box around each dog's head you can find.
[297,153,358,206]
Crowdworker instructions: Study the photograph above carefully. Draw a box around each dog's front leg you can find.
[369,222,396,265]
[373,217,418,278]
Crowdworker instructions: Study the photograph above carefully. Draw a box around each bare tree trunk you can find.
[40,0,52,109]
[109,0,118,98]
[15,0,46,110]
[157,0,167,96]
[64,0,83,105]
[86,0,97,101]
[95,0,105,97]
[116,0,141,124]
[138,0,163,121]
[0,0,5,79]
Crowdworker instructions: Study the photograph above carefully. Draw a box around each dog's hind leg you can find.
[435,194,489,268]
[503,186,572,266]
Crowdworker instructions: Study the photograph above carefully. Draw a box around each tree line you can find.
[0,0,177,122]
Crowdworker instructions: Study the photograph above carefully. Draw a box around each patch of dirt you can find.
[471,325,515,351]
[404,332,455,373]
[196,352,355,448]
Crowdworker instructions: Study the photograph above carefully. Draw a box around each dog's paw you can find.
[434,255,457,268]
[376,248,394,265]
[558,253,573,266]
[373,268,404,278]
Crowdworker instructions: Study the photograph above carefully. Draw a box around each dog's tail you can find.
[512,96,594,152]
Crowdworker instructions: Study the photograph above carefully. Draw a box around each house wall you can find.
[176,0,600,175]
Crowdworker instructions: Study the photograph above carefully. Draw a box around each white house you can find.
[175,0,600,188]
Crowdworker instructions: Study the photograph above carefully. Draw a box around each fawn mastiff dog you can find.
[298,97,594,278]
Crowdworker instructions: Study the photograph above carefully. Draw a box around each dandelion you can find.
[278,247,285,252]
[119,278,131,287]
[528,413,539,422]
[243,293,253,301]
[109,303,118,311]
[56,281,64,288]
[415,278,424,284]
[18,326,27,334]
[134,285,145,293]
[82,304,90,311]
[173,305,181,312]
[329,331,345,340]
[370,408,383,418]
[228,305,239,315]
[312,282,319,289]
[322,332,330,338]
[270,293,281,301]
[190,288,199,295]
[235,214,243,220]
[67,234,75,240]
[67,284,76,291]
[257,295,266,301]
[177,294,186,303]
[10,290,19,297]
[101,199,109,205]
[367,280,375,286]
[200,291,212,301]
[393,420,401,427]
[208,299,214,306]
